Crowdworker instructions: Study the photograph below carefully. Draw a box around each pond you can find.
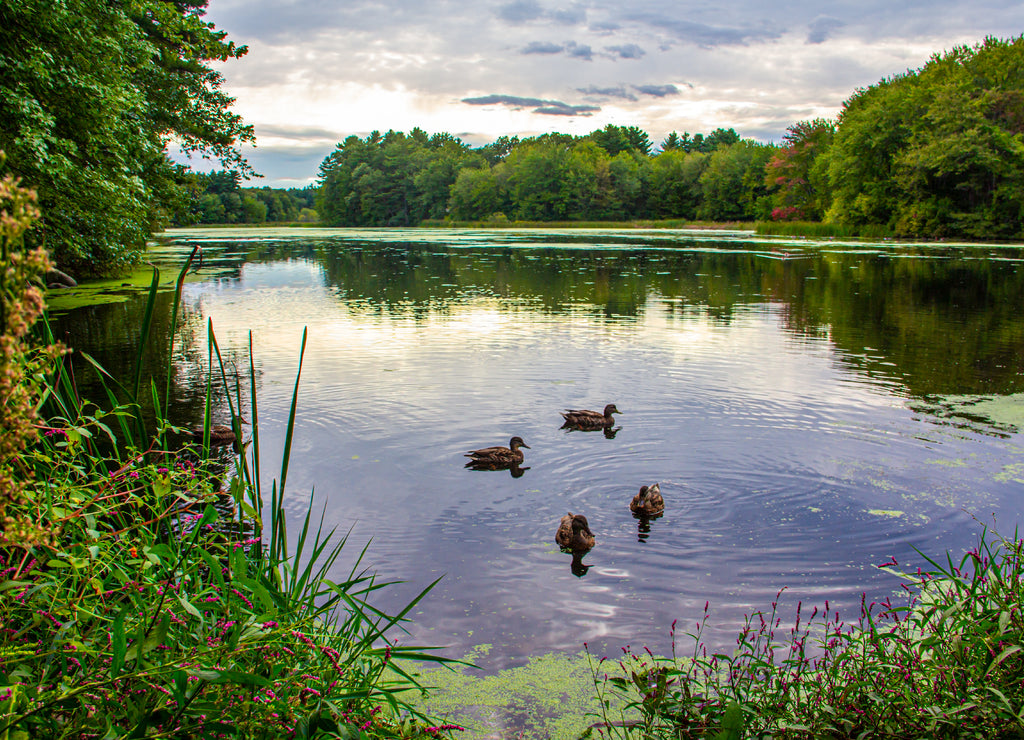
[51,227,1024,673]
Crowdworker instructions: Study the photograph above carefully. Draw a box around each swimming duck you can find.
[188,417,248,449]
[556,512,595,552]
[464,436,530,467]
[560,404,620,429]
[629,483,664,518]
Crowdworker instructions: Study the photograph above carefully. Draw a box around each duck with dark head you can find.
[464,436,530,470]
[187,416,248,453]
[560,404,620,430]
[555,512,595,552]
[629,483,664,518]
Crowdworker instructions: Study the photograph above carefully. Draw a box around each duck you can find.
[560,404,620,429]
[555,512,595,552]
[188,417,248,449]
[630,483,664,518]
[464,436,530,467]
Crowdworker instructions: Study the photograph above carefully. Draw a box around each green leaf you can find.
[187,668,271,686]
[124,613,171,662]
[177,594,203,621]
[111,607,128,677]
[712,701,745,740]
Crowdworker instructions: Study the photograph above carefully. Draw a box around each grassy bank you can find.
[418,218,750,230]
[170,219,752,231]
[754,220,894,239]
[584,530,1024,738]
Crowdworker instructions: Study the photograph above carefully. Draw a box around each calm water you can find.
[53,227,1024,668]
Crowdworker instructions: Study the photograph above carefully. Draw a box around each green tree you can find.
[698,141,777,221]
[649,149,708,218]
[448,165,504,220]
[658,128,740,154]
[590,125,652,156]
[317,130,477,225]
[825,35,1024,238]
[0,0,253,275]
[504,137,577,220]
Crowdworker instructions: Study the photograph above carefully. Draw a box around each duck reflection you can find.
[570,550,591,577]
[634,514,663,543]
[559,422,622,439]
[463,460,530,478]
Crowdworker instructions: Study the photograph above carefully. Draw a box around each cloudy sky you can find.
[193,0,1024,187]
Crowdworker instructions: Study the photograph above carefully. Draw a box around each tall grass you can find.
[754,221,894,239]
[1,180,458,738]
[418,218,746,231]
[585,529,1024,738]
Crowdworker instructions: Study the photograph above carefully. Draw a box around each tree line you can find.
[177,171,319,225]
[317,36,1024,240]
[315,125,769,226]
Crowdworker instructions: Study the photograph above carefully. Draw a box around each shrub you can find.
[586,530,1024,738]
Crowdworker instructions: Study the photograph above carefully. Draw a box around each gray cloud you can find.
[550,4,587,25]
[807,16,846,44]
[633,84,680,97]
[520,40,593,60]
[521,41,565,54]
[497,0,586,26]
[577,85,638,101]
[497,0,544,23]
[534,104,600,115]
[463,94,550,107]
[463,94,599,116]
[606,43,646,59]
[619,12,782,47]
[566,42,594,60]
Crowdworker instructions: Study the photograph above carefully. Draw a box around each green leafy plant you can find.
[585,529,1024,738]
[0,172,459,737]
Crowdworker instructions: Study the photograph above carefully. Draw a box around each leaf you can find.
[712,701,745,740]
[187,668,271,686]
[124,613,171,662]
[111,607,128,677]
[987,645,1022,676]
[177,594,203,621]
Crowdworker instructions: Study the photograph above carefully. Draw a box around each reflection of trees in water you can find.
[59,235,1024,407]
[51,289,252,440]
[304,241,1024,397]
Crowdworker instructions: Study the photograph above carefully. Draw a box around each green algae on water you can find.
[394,649,634,740]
